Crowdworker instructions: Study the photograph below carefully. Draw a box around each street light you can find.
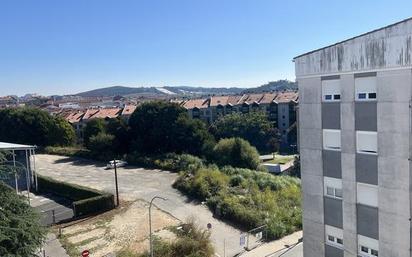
[149,195,167,257]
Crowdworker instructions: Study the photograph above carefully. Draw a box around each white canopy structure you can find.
[0,142,38,199]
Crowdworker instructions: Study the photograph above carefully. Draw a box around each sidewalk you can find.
[38,233,70,257]
[238,231,302,257]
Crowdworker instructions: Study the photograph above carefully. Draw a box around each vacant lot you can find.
[60,200,178,257]
[36,154,243,257]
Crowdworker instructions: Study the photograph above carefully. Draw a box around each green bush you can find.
[127,153,204,173]
[212,138,260,170]
[37,175,115,217]
[73,194,115,217]
[119,221,214,257]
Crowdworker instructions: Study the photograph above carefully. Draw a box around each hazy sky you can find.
[1,0,412,96]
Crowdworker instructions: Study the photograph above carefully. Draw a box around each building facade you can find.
[182,92,298,148]
[295,18,412,257]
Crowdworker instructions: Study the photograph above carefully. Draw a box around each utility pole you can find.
[114,159,119,207]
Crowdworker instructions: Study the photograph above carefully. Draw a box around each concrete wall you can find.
[377,69,411,257]
[299,76,325,257]
[295,19,412,77]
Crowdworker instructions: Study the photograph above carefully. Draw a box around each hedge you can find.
[37,175,100,201]
[73,194,115,217]
[37,175,115,217]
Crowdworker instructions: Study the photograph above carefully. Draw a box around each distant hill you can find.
[76,86,160,97]
[243,80,297,93]
[75,85,245,97]
[74,81,296,98]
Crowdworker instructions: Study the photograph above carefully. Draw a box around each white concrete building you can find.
[295,18,412,257]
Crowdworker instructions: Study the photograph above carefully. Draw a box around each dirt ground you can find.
[60,200,179,257]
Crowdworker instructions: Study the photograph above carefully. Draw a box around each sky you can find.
[1,1,412,96]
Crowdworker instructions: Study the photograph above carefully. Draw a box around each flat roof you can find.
[293,16,412,60]
[0,142,36,151]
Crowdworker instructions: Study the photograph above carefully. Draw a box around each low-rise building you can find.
[182,91,298,148]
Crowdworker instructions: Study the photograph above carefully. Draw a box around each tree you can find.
[87,132,115,161]
[129,101,214,156]
[0,108,75,147]
[106,118,130,154]
[212,138,260,170]
[83,118,106,147]
[48,117,76,146]
[0,182,46,256]
[210,112,278,154]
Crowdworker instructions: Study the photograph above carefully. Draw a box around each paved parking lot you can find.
[36,154,245,257]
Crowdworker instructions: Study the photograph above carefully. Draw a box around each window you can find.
[323,129,341,151]
[356,131,377,154]
[358,235,379,257]
[322,79,341,102]
[357,183,378,207]
[325,225,343,249]
[324,177,343,199]
[355,76,377,101]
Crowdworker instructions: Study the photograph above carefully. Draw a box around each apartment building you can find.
[295,18,412,257]
[182,92,298,147]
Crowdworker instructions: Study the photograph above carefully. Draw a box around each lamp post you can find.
[149,196,167,257]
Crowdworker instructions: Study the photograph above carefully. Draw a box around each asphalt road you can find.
[36,154,245,257]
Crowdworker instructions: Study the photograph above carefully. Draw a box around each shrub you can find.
[127,153,204,173]
[43,146,92,159]
[212,138,260,169]
[73,194,115,217]
[120,220,214,257]
[37,175,115,217]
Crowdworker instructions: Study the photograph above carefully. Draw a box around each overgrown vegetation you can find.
[174,165,301,240]
[118,221,214,257]
[0,182,46,256]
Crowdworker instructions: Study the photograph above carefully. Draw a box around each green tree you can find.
[83,118,106,147]
[0,108,75,147]
[0,182,46,256]
[210,112,278,154]
[106,118,130,154]
[129,101,214,156]
[49,117,76,146]
[88,132,115,161]
[212,137,260,169]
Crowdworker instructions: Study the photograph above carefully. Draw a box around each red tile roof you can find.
[210,96,229,107]
[274,92,298,103]
[121,105,137,116]
[90,108,122,119]
[65,111,85,123]
[183,98,210,109]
